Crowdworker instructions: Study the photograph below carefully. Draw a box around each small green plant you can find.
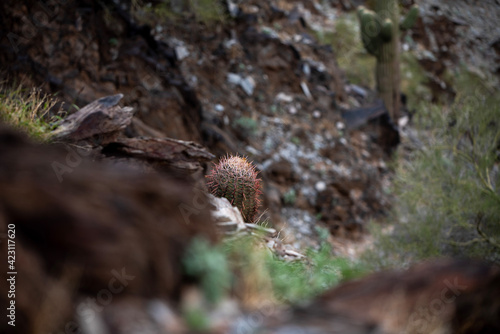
[183,237,231,304]
[0,84,61,141]
[182,233,367,312]
[206,155,262,223]
[233,116,258,136]
[283,188,296,206]
[223,234,366,304]
[183,308,210,332]
[267,243,366,303]
[314,225,330,241]
[134,0,227,25]
[108,37,119,46]
[190,0,227,24]
[291,136,301,145]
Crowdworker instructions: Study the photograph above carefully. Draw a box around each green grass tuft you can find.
[0,84,61,141]
[233,116,258,136]
[283,188,297,206]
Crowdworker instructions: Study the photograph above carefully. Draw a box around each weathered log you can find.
[51,94,134,142]
[106,137,215,173]
[51,94,215,175]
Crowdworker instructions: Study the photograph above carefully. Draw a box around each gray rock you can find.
[227,72,242,85]
[175,46,189,61]
[209,194,247,233]
[240,76,256,96]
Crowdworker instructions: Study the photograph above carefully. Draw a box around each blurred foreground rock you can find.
[260,259,500,334]
[0,125,217,334]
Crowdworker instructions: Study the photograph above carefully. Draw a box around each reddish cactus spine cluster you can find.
[206,155,262,223]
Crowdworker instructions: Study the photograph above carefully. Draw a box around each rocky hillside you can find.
[1,0,499,260]
[1,0,500,333]
[0,0,401,253]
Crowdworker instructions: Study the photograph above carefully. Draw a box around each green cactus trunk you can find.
[375,0,401,122]
[358,1,418,123]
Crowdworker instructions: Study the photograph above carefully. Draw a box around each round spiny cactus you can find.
[206,155,262,223]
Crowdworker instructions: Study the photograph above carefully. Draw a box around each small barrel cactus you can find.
[206,155,262,223]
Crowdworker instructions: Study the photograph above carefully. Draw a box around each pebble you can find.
[240,76,255,96]
[315,181,327,192]
[215,104,225,112]
[276,92,293,103]
[300,81,312,99]
[175,46,189,60]
[227,73,242,85]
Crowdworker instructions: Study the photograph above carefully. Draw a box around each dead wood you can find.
[52,94,134,143]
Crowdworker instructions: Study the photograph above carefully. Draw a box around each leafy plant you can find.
[222,235,275,307]
[283,188,296,206]
[183,308,210,332]
[183,237,232,304]
[364,69,500,269]
[224,233,366,304]
[233,116,258,136]
[267,243,366,303]
[291,136,301,145]
[183,232,366,312]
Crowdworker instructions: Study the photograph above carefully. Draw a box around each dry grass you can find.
[0,84,61,141]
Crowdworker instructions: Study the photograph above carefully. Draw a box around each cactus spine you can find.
[206,155,262,223]
[358,2,418,122]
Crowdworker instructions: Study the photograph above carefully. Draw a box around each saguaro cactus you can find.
[206,155,262,223]
[358,1,418,122]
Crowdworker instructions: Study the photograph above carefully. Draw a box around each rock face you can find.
[410,0,500,101]
[0,125,218,334]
